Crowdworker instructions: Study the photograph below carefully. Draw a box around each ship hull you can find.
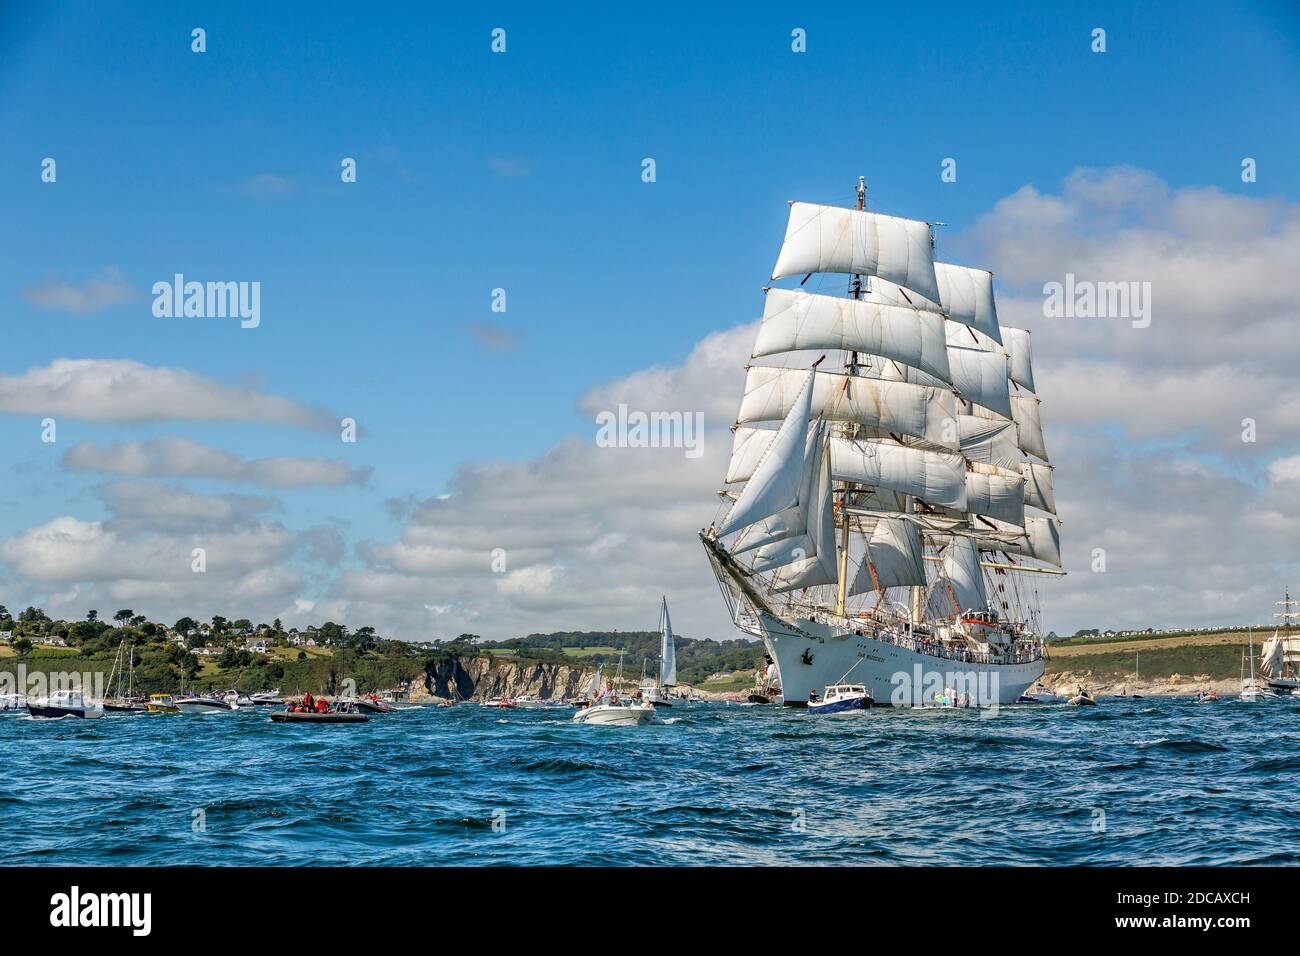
[755,611,1043,708]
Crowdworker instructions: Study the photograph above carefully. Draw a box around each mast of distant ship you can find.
[834,176,868,618]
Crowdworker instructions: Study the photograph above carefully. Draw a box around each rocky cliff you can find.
[413,655,593,702]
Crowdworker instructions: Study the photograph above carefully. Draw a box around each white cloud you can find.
[64,436,370,488]
[23,267,137,313]
[0,359,337,430]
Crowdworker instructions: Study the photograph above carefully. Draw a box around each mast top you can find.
[856,176,866,211]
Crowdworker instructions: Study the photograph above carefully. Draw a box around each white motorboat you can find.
[572,701,660,726]
[223,690,256,709]
[249,690,283,706]
[28,690,103,719]
[574,653,660,725]
[175,695,236,713]
[0,693,28,714]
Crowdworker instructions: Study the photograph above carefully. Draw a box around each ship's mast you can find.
[834,177,868,617]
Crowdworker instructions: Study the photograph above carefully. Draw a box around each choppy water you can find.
[6,696,1299,866]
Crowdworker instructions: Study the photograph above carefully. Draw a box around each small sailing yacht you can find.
[1241,628,1278,701]
[639,596,678,706]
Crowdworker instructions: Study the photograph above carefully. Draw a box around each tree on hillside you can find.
[86,610,98,622]
[130,615,146,628]
[19,607,48,623]
[173,617,198,636]
[114,609,134,624]
[0,605,10,622]
[12,637,31,655]
[210,616,229,634]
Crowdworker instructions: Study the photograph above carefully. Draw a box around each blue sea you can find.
[7,697,1299,866]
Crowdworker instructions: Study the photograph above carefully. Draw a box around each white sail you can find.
[872,264,1001,344]
[960,467,1026,526]
[957,415,1021,469]
[878,342,1011,420]
[718,370,817,536]
[770,442,838,592]
[732,425,824,554]
[725,426,776,484]
[971,395,1047,462]
[1261,634,1286,677]
[1003,327,1035,393]
[941,536,988,613]
[828,437,966,510]
[737,365,960,452]
[850,517,927,593]
[771,202,941,303]
[1021,461,1056,514]
[659,597,676,687]
[946,323,1034,392]
[979,514,1063,568]
[753,288,952,384]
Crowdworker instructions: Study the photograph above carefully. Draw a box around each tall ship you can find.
[701,179,1064,707]
[1259,589,1300,694]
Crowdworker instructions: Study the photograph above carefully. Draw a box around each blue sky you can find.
[1,1,1298,637]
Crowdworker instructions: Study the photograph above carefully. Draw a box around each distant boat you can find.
[0,693,28,715]
[175,695,236,713]
[28,690,103,719]
[1259,588,1300,694]
[807,683,872,714]
[1016,682,1062,704]
[1242,628,1279,701]
[249,690,283,706]
[146,694,180,713]
[639,596,678,707]
[271,710,368,724]
[1066,687,1096,706]
[1195,690,1219,704]
[103,640,147,712]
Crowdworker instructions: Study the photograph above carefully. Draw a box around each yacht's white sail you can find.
[659,597,676,688]
[702,178,1062,709]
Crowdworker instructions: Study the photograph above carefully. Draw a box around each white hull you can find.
[756,610,1043,708]
[572,703,659,726]
[175,699,235,713]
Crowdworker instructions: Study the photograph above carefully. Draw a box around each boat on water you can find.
[249,690,283,706]
[808,683,872,714]
[103,640,148,712]
[345,696,396,714]
[573,655,660,726]
[638,596,679,707]
[1016,681,1062,703]
[146,694,180,713]
[271,710,368,724]
[1066,686,1096,706]
[28,690,103,719]
[572,698,659,726]
[174,695,236,713]
[1242,628,1279,701]
[1196,690,1219,703]
[701,179,1061,709]
[0,693,28,714]
[1258,590,1300,696]
[223,690,256,709]
[481,697,516,709]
